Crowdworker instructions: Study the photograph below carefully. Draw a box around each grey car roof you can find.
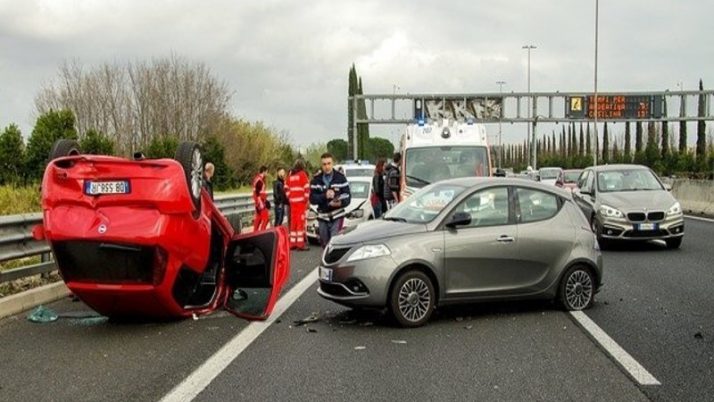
[583,164,650,172]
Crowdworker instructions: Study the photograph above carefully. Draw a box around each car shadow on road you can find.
[602,240,670,253]
[310,299,571,330]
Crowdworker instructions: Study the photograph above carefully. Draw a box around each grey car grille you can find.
[324,247,351,264]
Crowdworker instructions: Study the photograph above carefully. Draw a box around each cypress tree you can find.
[635,122,643,153]
[347,64,357,158]
[696,79,707,169]
[624,122,632,162]
[602,123,609,163]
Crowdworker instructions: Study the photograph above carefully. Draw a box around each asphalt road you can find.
[0,217,712,401]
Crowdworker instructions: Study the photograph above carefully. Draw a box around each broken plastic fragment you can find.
[354,346,366,350]
[27,306,58,323]
[306,327,318,333]
[294,312,320,327]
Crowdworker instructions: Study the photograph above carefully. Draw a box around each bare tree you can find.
[35,55,232,154]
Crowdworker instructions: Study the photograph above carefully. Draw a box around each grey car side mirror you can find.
[446,212,472,228]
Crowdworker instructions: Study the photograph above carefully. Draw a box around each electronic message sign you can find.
[565,95,663,120]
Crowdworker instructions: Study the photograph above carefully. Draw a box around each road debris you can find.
[455,317,464,322]
[306,327,318,333]
[694,331,703,339]
[27,305,58,323]
[464,325,473,330]
[391,340,407,344]
[294,312,320,327]
[354,346,366,350]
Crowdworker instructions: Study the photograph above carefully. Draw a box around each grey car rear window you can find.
[517,188,560,223]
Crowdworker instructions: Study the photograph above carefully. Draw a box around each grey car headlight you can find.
[347,244,391,262]
[346,209,364,219]
[667,201,682,216]
[599,204,624,219]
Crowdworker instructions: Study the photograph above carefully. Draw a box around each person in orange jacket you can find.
[285,159,310,250]
[252,165,269,232]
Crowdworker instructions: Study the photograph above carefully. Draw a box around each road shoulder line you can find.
[160,267,319,402]
[570,310,660,386]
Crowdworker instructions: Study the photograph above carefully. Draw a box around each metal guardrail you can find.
[0,192,272,285]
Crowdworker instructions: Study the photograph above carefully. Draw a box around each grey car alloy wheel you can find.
[564,268,593,310]
[389,270,435,327]
[398,278,431,322]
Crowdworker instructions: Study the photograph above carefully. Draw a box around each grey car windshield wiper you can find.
[406,175,430,185]
[383,216,408,223]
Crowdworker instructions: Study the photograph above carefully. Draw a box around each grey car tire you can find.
[559,265,595,311]
[389,270,435,327]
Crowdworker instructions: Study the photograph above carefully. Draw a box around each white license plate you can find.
[637,223,656,231]
[85,180,130,195]
[319,267,333,282]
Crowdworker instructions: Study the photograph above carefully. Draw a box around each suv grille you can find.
[647,212,665,221]
[323,247,351,264]
[627,212,646,222]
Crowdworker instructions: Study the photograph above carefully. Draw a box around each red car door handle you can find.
[497,235,514,243]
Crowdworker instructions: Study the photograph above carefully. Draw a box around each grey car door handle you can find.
[497,235,514,243]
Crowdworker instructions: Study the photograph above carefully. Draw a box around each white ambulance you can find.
[399,118,492,200]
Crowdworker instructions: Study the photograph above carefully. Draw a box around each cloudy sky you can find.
[1,0,712,148]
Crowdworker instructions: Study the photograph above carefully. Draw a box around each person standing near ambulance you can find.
[309,153,351,247]
[285,160,310,250]
[252,165,269,232]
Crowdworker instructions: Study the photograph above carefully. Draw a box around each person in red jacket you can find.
[252,165,269,232]
[285,159,310,250]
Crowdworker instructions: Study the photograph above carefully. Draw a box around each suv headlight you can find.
[346,209,364,219]
[599,204,624,218]
[347,244,391,262]
[667,201,682,216]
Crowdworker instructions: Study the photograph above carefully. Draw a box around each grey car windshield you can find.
[405,146,488,187]
[384,183,466,224]
[597,169,663,192]
[539,168,560,180]
[349,180,370,199]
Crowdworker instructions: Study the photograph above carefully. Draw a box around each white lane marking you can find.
[570,311,660,386]
[161,267,319,402]
[685,214,714,223]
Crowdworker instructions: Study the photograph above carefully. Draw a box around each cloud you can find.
[0,0,712,148]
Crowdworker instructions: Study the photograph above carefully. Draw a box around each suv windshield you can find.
[405,146,488,187]
[597,169,663,192]
[384,183,466,224]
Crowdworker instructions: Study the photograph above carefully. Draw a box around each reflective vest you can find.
[285,170,310,205]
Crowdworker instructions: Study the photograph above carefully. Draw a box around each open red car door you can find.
[222,226,290,320]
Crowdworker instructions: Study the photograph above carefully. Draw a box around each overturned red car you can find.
[33,139,290,320]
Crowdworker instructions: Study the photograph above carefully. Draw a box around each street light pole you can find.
[523,45,537,169]
[593,0,599,166]
[496,81,506,169]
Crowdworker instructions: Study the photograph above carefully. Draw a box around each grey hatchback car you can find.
[572,164,684,249]
[317,178,603,327]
